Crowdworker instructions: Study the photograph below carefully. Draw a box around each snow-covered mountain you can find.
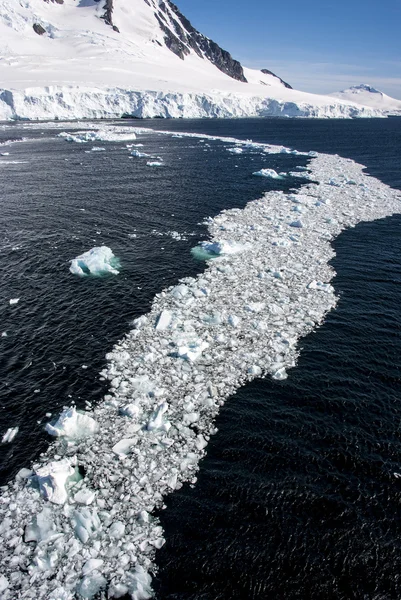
[330,84,401,115]
[0,0,387,120]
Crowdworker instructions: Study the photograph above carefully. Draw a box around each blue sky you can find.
[176,0,401,99]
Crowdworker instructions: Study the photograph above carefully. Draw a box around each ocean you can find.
[0,117,401,599]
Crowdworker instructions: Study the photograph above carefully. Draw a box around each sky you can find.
[176,0,401,99]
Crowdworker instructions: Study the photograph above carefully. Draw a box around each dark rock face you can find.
[261,69,292,89]
[33,23,46,35]
[162,1,247,82]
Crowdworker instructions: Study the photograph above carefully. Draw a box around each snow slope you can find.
[330,85,401,115]
[0,1,387,120]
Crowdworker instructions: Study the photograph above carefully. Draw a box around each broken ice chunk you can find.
[35,457,77,505]
[155,310,172,331]
[112,439,137,456]
[9,298,19,305]
[198,240,245,257]
[77,572,107,599]
[147,402,170,432]
[45,407,98,439]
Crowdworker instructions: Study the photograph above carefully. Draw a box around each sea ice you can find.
[9,298,19,305]
[69,246,120,276]
[2,131,401,600]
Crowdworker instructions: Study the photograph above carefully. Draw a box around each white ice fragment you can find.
[228,315,240,327]
[69,246,120,277]
[77,572,107,599]
[245,302,265,313]
[177,340,209,362]
[155,310,172,331]
[1,427,19,443]
[147,403,169,431]
[112,439,136,456]
[119,404,140,419]
[227,147,243,154]
[35,456,77,505]
[109,521,126,539]
[9,298,19,305]
[147,161,163,167]
[200,240,245,256]
[15,467,33,481]
[249,365,262,376]
[171,284,189,299]
[307,280,333,293]
[74,489,96,505]
[45,407,98,439]
[132,315,148,329]
[272,367,288,381]
[82,559,104,576]
[252,168,283,179]
[24,508,58,543]
[0,575,9,592]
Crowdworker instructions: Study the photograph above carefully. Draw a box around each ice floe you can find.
[0,133,400,600]
[253,168,284,179]
[70,246,120,277]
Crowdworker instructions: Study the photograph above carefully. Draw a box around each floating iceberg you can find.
[146,161,164,167]
[253,168,284,179]
[69,246,120,277]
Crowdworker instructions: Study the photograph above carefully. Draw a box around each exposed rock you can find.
[261,69,292,89]
[33,23,46,35]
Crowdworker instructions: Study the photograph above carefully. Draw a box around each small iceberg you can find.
[147,161,164,167]
[45,407,98,439]
[192,240,246,260]
[69,246,120,277]
[1,427,19,443]
[252,168,284,179]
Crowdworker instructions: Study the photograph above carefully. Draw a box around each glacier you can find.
[0,0,391,121]
[0,125,400,599]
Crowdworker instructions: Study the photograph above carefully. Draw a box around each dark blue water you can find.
[1,118,401,598]
[0,125,307,483]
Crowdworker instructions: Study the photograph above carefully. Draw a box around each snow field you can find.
[0,130,400,599]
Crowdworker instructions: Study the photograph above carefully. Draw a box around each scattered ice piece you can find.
[1,332,7,337]
[147,402,169,431]
[272,367,288,381]
[82,559,104,576]
[1,427,19,443]
[9,298,19,305]
[227,147,243,154]
[147,161,163,167]
[45,407,98,439]
[228,315,240,327]
[120,404,140,419]
[70,246,120,277]
[109,521,126,539]
[24,507,58,543]
[253,168,283,179]
[91,146,105,152]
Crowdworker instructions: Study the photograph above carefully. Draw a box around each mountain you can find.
[330,84,401,115]
[0,0,385,120]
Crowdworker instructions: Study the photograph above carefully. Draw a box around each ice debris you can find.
[1,135,401,600]
[69,246,120,277]
[9,298,19,305]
